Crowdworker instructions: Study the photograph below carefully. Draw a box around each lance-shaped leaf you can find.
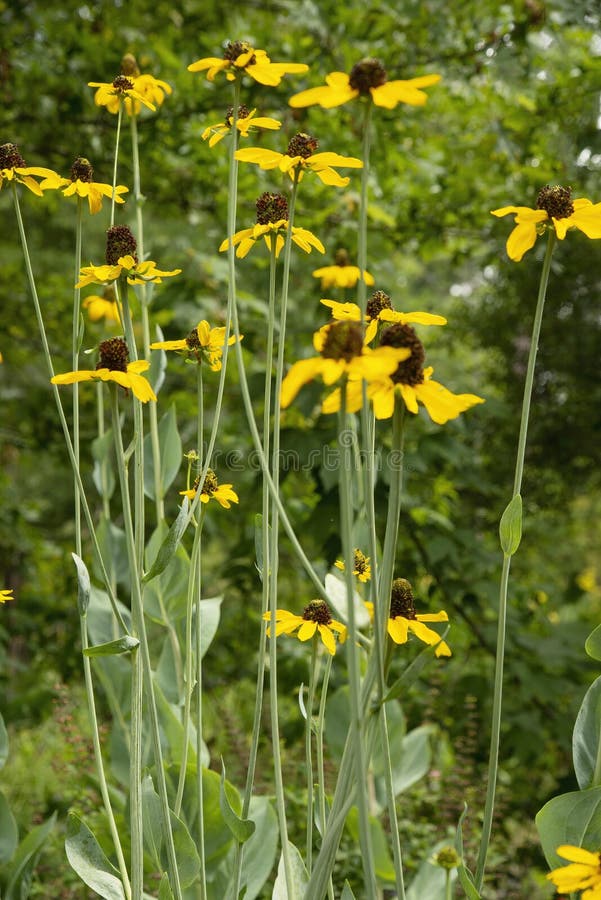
[499,493,522,556]
[143,498,189,583]
[219,759,255,843]
[72,553,91,616]
[83,636,140,657]
[65,813,126,900]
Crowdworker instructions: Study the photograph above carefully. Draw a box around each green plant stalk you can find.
[11,183,128,632]
[175,363,206,815]
[130,111,164,524]
[445,869,452,900]
[474,230,557,889]
[72,198,83,557]
[338,383,377,896]
[378,705,406,898]
[110,103,123,227]
[194,515,208,900]
[305,637,319,872]
[96,384,112,521]
[357,101,372,321]
[230,242,278,898]
[109,388,144,899]
[80,615,132,899]
[315,653,335,900]
[378,401,405,641]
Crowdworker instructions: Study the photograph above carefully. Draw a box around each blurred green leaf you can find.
[64,813,126,900]
[143,404,182,501]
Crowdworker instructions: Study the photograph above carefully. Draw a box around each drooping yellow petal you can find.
[51,370,97,386]
[321,299,361,320]
[281,358,326,407]
[245,62,308,86]
[289,72,357,108]
[555,846,601,866]
[505,222,540,262]
[387,617,410,644]
[414,378,484,425]
[297,620,318,642]
[235,147,283,168]
[150,339,188,351]
[371,74,441,108]
[564,199,601,239]
[379,309,447,326]
[318,624,337,655]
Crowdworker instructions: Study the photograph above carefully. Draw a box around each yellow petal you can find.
[280,358,325,407]
[505,222,539,262]
[318,625,336,655]
[415,379,484,424]
[387,617,410,644]
[297,621,317,641]
[371,74,441,108]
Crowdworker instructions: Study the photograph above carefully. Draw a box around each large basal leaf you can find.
[238,796,278,900]
[585,624,601,661]
[143,404,182,501]
[272,841,309,899]
[64,812,126,900]
[3,811,57,900]
[573,675,601,789]
[0,790,18,863]
[141,774,200,889]
[536,786,601,868]
[219,760,255,843]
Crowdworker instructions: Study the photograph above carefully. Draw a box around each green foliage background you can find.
[1,0,601,895]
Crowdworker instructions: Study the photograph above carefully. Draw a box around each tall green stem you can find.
[72,199,83,557]
[110,388,183,900]
[357,102,372,321]
[338,382,377,896]
[11,184,127,631]
[475,230,556,889]
[305,638,319,872]
[110,104,123,227]
[315,653,335,900]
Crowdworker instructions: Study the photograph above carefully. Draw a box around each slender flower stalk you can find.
[305,637,319,871]
[474,230,557,888]
[315,653,335,900]
[10,183,127,631]
[72,199,83,557]
[338,383,378,896]
[130,111,164,523]
[109,386,182,900]
[111,103,123,227]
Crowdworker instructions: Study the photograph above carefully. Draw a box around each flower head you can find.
[290,57,440,110]
[263,599,347,655]
[179,468,238,509]
[280,320,410,409]
[90,55,171,116]
[366,578,451,656]
[321,293,447,328]
[51,337,156,403]
[188,40,308,85]
[491,185,601,261]
[0,589,14,603]
[77,225,181,288]
[39,157,128,215]
[335,549,371,583]
[202,105,281,148]
[220,191,325,259]
[0,142,60,197]
[547,844,601,898]
[312,249,374,290]
[323,321,484,423]
[82,286,121,324]
[235,132,362,187]
[150,320,240,371]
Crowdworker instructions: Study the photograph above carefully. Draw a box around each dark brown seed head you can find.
[390,578,416,619]
[302,599,332,624]
[185,327,201,350]
[366,290,392,320]
[287,132,319,159]
[320,321,364,362]
[225,104,250,126]
[334,248,351,266]
[70,157,94,183]
[223,40,256,65]
[349,58,387,94]
[120,53,140,77]
[106,225,138,266]
[536,185,574,220]
[256,191,289,225]
[112,75,134,92]
[0,142,26,169]
[97,337,129,372]
[380,323,424,385]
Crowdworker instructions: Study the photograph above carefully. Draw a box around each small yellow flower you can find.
[491,185,601,261]
[547,844,601,897]
[188,40,308,86]
[202,105,281,148]
[219,191,324,259]
[365,578,451,657]
[39,157,128,215]
[235,132,362,188]
[150,320,240,371]
[280,320,410,410]
[51,337,156,403]
[312,249,374,290]
[77,255,180,289]
[263,600,347,656]
[0,142,60,197]
[82,288,121,325]
[321,293,447,328]
[290,58,440,110]
[0,589,14,603]
[179,468,239,509]
[323,321,484,424]
[335,549,371,583]
[89,74,158,114]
